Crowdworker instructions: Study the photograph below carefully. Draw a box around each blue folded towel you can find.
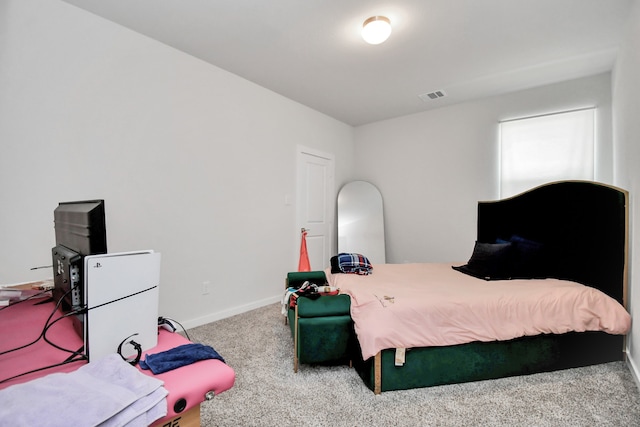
[139,343,225,374]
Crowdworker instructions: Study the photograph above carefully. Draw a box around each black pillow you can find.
[330,255,343,274]
[452,241,513,280]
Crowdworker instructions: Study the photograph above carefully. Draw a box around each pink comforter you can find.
[326,263,631,360]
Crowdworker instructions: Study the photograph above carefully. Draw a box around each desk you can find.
[0,298,235,426]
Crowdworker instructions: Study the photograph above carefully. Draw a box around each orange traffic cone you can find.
[298,229,311,272]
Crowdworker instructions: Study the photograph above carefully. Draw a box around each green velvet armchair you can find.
[285,271,354,372]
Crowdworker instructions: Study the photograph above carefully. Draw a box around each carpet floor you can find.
[188,303,640,427]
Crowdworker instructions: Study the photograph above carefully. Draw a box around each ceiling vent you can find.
[418,90,447,102]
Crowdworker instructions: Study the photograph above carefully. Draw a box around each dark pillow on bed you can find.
[507,235,548,279]
[452,241,513,280]
[330,255,341,274]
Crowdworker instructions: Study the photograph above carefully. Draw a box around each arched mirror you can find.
[337,181,386,264]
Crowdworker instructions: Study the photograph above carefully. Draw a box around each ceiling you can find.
[61,0,633,126]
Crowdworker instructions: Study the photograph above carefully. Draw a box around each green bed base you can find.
[354,332,624,393]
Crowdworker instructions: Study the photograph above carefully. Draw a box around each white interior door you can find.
[296,146,334,271]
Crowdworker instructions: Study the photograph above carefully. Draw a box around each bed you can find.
[326,181,631,394]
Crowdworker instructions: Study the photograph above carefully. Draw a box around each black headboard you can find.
[477,181,628,305]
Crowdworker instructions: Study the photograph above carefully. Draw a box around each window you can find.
[499,108,595,198]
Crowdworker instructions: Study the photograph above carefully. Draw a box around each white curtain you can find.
[499,108,595,198]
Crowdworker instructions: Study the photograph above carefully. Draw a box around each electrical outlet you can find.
[202,280,211,295]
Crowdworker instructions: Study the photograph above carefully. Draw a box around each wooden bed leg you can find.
[284,278,289,325]
[293,304,299,373]
[374,352,382,395]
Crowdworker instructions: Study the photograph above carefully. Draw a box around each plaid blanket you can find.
[336,253,373,275]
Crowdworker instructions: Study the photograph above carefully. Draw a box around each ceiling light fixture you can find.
[362,16,392,45]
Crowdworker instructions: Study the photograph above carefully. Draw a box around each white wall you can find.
[0,0,354,327]
[612,0,640,384]
[353,73,613,264]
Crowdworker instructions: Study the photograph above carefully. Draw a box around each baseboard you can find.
[181,294,281,330]
[626,352,640,391]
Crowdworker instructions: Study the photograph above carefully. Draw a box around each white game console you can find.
[83,250,161,362]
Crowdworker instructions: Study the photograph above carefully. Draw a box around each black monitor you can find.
[51,200,107,315]
[54,200,107,255]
